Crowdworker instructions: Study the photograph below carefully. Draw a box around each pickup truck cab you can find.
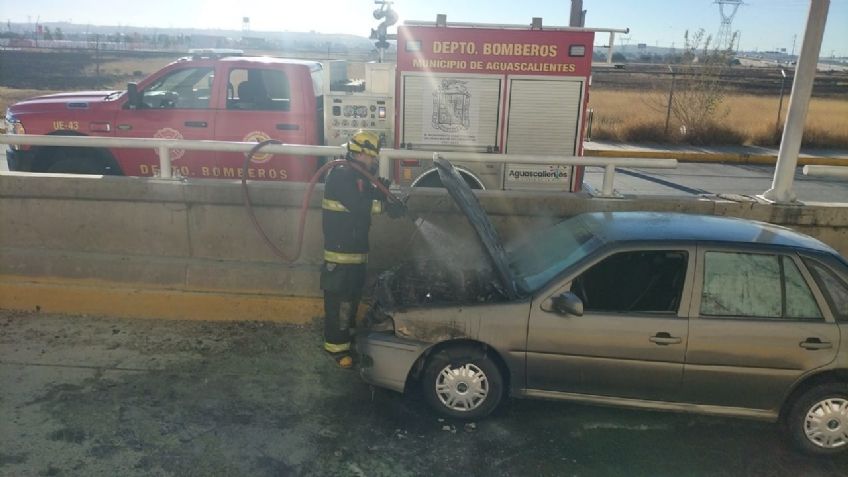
[5,51,325,181]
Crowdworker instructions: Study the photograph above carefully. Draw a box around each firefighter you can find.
[321,130,406,368]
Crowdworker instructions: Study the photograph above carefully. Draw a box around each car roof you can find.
[582,212,838,254]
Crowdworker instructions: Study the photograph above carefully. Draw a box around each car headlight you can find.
[4,111,25,150]
[6,116,24,135]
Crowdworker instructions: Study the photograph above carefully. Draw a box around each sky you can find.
[2,0,847,56]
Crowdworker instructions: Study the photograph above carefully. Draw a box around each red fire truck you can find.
[5,18,599,191]
[5,53,326,182]
[391,21,594,191]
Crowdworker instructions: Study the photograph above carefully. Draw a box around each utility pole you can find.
[664,66,677,135]
[763,0,830,204]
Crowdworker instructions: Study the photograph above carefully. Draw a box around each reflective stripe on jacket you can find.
[322,198,382,215]
[324,250,368,264]
[324,341,351,353]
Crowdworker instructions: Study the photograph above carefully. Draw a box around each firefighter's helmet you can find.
[347,130,381,158]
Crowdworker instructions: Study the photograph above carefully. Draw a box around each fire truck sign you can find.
[421,78,481,146]
[397,26,592,76]
[396,24,594,191]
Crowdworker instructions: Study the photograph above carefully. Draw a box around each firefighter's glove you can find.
[377,177,392,190]
[385,200,407,219]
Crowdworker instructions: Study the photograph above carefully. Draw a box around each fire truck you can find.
[5,16,613,192]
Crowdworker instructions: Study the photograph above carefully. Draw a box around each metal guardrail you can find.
[1,134,677,198]
[377,148,677,197]
[802,165,848,179]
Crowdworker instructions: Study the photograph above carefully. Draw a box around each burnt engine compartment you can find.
[372,259,508,310]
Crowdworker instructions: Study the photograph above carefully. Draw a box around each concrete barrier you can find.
[1,171,847,322]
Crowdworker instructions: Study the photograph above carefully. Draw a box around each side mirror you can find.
[551,291,584,317]
[127,82,140,109]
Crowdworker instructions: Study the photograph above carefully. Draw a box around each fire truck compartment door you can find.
[504,78,583,191]
[401,74,502,152]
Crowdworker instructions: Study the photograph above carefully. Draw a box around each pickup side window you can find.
[804,259,848,322]
[140,67,214,109]
[700,252,822,320]
[227,68,291,111]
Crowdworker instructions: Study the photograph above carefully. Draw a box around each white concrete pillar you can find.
[762,0,830,203]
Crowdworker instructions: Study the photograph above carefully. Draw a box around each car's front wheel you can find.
[422,346,503,420]
[786,383,848,455]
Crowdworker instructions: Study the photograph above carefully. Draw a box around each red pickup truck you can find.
[4,51,325,181]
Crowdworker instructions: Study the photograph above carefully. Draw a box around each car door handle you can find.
[649,332,682,345]
[184,121,208,128]
[799,338,833,350]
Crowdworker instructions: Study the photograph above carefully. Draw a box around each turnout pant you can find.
[320,262,366,353]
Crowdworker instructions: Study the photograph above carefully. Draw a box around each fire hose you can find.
[240,139,407,262]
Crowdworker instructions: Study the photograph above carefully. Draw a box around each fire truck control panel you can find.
[324,61,395,149]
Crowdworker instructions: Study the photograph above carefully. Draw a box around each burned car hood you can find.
[434,157,519,300]
[368,157,520,313]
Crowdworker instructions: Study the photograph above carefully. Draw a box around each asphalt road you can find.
[583,162,848,202]
[2,311,846,477]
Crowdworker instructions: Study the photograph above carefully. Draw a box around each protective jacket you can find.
[321,163,383,264]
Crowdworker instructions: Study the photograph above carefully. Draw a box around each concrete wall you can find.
[2,171,847,320]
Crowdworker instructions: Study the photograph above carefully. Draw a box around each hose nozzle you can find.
[409,211,423,227]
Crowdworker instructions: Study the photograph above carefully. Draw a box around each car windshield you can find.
[507,215,604,294]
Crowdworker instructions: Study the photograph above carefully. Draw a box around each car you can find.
[356,157,848,456]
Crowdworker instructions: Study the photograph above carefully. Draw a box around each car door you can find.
[213,64,318,181]
[526,246,694,402]
[682,246,840,411]
[114,65,218,178]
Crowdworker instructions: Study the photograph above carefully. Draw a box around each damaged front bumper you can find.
[356,331,428,393]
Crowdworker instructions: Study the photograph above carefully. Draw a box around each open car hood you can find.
[435,157,519,300]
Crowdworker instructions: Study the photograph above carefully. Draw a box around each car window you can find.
[572,250,688,314]
[141,67,214,109]
[804,259,848,322]
[227,68,291,111]
[700,252,822,320]
[508,214,603,294]
[784,257,822,318]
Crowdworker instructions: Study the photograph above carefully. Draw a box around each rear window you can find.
[701,252,822,320]
[311,67,324,97]
[227,68,291,111]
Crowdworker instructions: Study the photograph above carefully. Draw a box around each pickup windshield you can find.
[507,215,603,294]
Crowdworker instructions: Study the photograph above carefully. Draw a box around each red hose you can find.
[241,140,402,262]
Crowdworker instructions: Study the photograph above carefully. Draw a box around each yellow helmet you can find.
[347,130,381,157]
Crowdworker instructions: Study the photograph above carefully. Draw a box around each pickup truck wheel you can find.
[786,383,848,455]
[45,149,113,175]
[422,346,503,420]
[47,158,103,174]
[412,171,484,190]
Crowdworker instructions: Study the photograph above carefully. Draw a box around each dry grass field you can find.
[589,89,848,148]
[0,87,59,117]
[84,57,177,87]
